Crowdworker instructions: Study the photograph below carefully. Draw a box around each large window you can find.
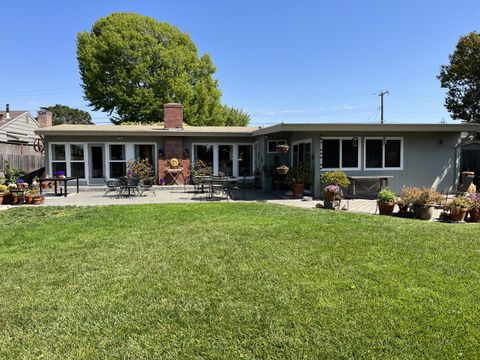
[109,144,126,178]
[365,138,403,169]
[50,143,85,178]
[321,138,360,169]
[193,143,254,177]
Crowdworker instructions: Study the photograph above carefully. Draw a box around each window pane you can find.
[304,143,311,166]
[194,145,213,171]
[268,141,277,152]
[365,139,383,168]
[70,144,84,161]
[342,140,358,168]
[293,144,299,165]
[385,140,401,168]
[110,162,126,178]
[110,145,125,161]
[238,145,253,176]
[71,162,85,178]
[219,145,233,176]
[322,139,340,168]
[135,144,154,162]
[52,162,67,176]
[52,144,65,160]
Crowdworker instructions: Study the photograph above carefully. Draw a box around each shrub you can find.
[127,158,154,181]
[193,160,212,176]
[3,161,25,184]
[320,171,350,188]
[377,188,396,203]
[0,184,8,193]
[412,188,443,207]
[467,193,480,208]
[286,163,313,185]
[400,186,422,205]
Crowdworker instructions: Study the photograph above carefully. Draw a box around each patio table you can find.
[39,177,79,197]
[202,176,238,200]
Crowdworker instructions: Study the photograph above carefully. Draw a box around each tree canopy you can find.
[438,31,480,123]
[41,104,92,125]
[77,12,247,126]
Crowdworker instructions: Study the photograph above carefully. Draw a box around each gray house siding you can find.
[0,113,38,144]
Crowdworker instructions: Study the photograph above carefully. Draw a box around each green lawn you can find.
[0,203,479,359]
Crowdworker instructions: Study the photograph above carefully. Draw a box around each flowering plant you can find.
[468,192,480,208]
[324,184,340,193]
[54,170,65,176]
[159,178,166,185]
[16,179,25,183]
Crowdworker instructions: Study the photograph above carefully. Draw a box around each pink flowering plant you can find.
[324,184,340,194]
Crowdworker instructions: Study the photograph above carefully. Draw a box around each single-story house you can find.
[35,103,480,197]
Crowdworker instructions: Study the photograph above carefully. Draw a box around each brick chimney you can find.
[38,110,53,128]
[163,103,183,128]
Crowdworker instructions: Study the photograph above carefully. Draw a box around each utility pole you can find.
[378,90,389,124]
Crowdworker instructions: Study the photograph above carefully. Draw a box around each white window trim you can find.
[291,139,312,165]
[191,142,255,178]
[363,137,404,171]
[267,139,288,154]
[50,142,87,179]
[320,137,362,171]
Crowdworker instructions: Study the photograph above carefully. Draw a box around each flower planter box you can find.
[377,202,395,215]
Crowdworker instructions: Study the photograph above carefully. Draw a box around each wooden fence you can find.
[0,142,45,174]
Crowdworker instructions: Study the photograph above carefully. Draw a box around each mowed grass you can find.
[0,203,479,359]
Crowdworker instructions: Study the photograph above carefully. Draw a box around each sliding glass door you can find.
[192,143,254,177]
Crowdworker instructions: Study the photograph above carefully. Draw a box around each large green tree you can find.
[41,104,92,125]
[77,12,232,125]
[438,31,480,123]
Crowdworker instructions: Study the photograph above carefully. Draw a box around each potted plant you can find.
[276,144,289,153]
[467,193,480,222]
[447,196,471,222]
[286,162,313,196]
[54,170,66,179]
[25,189,38,204]
[377,188,397,215]
[411,188,443,220]
[320,170,350,200]
[398,186,421,214]
[276,165,289,175]
[0,184,8,204]
[16,179,28,189]
[323,184,340,201]
[31,194,45,205]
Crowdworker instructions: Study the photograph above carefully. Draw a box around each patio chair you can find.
[103,177,119,197]
[138,178,156,196]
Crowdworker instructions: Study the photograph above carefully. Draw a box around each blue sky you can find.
[0,0,478,125]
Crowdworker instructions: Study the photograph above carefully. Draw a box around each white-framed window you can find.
[364,137,403,170]
[320,137,361,170]
[50,143,86,178]
[292,139,312,166]
[109,144,127,178]
[267,139,288,153]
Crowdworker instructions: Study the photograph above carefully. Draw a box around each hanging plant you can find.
[276,165,289,175]
[276,144,289,153]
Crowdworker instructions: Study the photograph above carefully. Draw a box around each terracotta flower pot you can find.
[32,197,43,205]
[273,180,283,191]
[377,202,395,215]
[324,191,337,201]
[10,194,20,205]
[413,204,435,220]
[2,194,11,204]
[450,208,469,222]
[0,193,4,204]
[25,195,33,204]
[291,183,304,196]
[469,208,480,222]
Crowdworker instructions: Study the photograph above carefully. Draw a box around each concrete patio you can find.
[0,185,422,216]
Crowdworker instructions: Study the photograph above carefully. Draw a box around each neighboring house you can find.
[35,103,480,197]
[0,106,50,175]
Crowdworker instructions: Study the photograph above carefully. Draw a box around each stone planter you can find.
[450,207,469,222]
[377,202,395,215]
[413,204,435,220]
[469,208,480,222]
[291,183,304,196]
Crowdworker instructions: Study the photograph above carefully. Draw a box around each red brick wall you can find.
[158,136,190,184]
[37,110,53,128]
[163,103,183,128]
[158,159,190,185]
